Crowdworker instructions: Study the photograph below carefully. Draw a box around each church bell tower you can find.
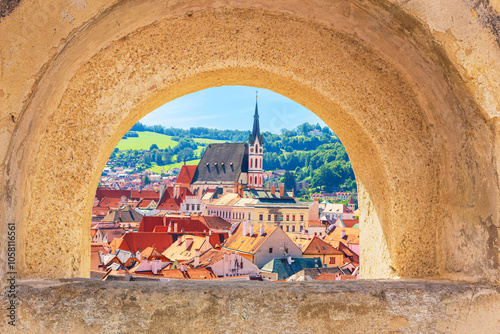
[248,92,264,189]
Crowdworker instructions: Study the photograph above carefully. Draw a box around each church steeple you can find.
[249,91,263,145]
[248,90,264,189]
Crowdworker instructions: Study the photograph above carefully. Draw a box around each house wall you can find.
[253,229,303,268]
[210,253,260,278]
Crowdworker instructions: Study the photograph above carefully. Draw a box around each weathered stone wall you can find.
[1,279,499,333]
[0,0,499,284]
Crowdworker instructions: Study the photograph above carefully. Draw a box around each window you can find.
[197,204,200,211]
[269,247,273,254]
[330,257,336,264]
[286,215,289,221]
[292,226,295,232]
[292,215,295,221]
[300,226,303,231]
[300,215,304,222]
[268,214,271,221]
[280,226,283,230]
[280,214,283,221]
[250,159,253,168]
[255,176,257,184]
[286,226,289,232]
[259,214,263,221]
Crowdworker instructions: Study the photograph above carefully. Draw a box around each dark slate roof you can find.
[101,208,143,223]
[192,143,248,184]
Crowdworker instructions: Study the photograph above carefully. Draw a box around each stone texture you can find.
[0,0,499,284]
[0,279,498,334]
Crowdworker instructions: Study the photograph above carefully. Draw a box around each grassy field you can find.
[117,131,178,150]
[146,160,201,173]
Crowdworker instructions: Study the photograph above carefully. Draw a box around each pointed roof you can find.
[175,165,198,186]
[302,237,344,256]
[249,96,264,145]
[348,196,355,205]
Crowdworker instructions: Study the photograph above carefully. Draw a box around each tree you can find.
[150,144,159,151]
[143,175,151,185]
[283,171,296,191]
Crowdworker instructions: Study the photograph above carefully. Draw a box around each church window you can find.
[256,144,259,152]
[250,159,253,168]
[255,176,257,184]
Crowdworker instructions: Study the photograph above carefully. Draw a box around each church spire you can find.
[250,91,263,145]
[252,91,261,142]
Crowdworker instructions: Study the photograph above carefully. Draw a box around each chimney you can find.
[259,225,265,236]
[174,222,178,233]
[233,181,239,194]
[249,223,254,236]
[194,249,200,267]
[279,184,284,197]
[168,222,172,232]
[185,238,193,251]
[242,221,249,237]
[271,186,276,196]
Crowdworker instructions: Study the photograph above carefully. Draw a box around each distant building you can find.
[308,129,323,136]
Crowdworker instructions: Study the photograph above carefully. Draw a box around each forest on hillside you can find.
[109,122,356,196]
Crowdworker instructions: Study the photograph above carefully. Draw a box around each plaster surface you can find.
[0,0,499,284]
[1,279,499,334]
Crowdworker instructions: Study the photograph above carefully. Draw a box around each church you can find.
[187,96,265,196]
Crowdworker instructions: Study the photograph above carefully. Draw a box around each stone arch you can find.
[1,0,498,283]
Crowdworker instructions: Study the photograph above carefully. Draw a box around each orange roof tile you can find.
[175,165,197,186]
[302,237,344,256]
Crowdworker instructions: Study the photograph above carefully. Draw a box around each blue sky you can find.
[139,86,328,134]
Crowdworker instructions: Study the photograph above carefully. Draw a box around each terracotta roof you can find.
[113,232,174,254]
[302,237,344,256]
[137,199,155,208]
[223,223,277,255]
[196,249,226,268]
[195,215,232,231]
[95,188,130,200]
[131,190,160,200]
[156,186,193,211]
[140,247,169,261]
[314,273,338,281]
[99,197,121,208]
[138,216,165,233]
[348,196,355,205]
[162,235,212,262]
[307,221,325,228]
[175,165,198,186]
[162,268,218,280]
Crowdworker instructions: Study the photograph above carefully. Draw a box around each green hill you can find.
[116,131,178,150]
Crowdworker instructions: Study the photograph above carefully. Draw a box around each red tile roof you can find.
[131,190,160,200]
[95,189,130,200]
[342,219,359,228]
[113,232,174,254]
[303,237,344,256]
[162,267,218,280]
[138,216,165,233]
[175,165,197,186]
[156,186,193,211]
